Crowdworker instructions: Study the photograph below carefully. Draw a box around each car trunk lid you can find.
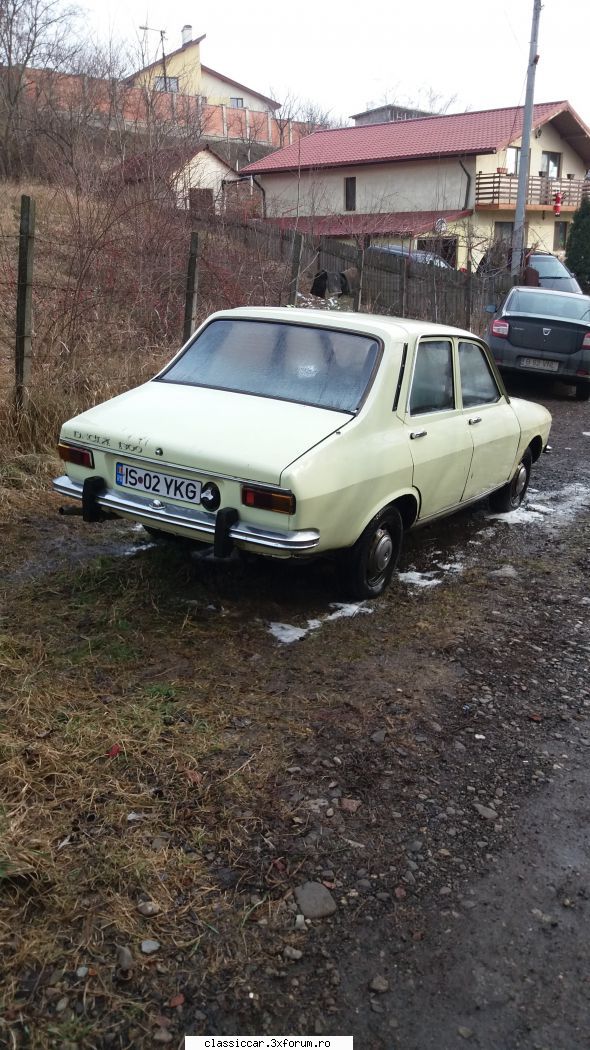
[505,317,589,355]
[60,380,352,485]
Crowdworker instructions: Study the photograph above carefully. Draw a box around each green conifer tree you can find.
[565,197,590,292]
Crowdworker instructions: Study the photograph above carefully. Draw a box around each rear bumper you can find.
[53,474,320,555]
[489,340,590,384]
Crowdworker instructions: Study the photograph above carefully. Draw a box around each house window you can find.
[553,221,568,252]
[506,147,521,176]
[155,76,179,93]
[230,97,244,108]
[541,151,561,179]
[494,221,514,242]
[345,176,356,212]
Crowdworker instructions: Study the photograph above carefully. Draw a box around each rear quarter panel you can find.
[282,354,416,551]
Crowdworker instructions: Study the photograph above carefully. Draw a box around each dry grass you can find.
[0,542,315,1045]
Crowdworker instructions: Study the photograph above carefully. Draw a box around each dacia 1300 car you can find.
[54,307,552,598]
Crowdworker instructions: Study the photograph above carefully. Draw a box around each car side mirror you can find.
[484,304,497,314]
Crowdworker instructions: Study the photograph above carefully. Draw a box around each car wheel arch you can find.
[528,435,544,463]
[347,490,419,549]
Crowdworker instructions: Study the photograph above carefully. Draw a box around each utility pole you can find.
[510,0,542,277]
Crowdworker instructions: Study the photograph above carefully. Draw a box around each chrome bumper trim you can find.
[52,475,320,554]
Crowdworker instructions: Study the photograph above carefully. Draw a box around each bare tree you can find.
[271,90,342,147]
[0,0,82,176]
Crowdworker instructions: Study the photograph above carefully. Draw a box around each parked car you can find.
[54,307,551,598]
[477,248,582,293]
[525,252,582,293]
[367,244,453,269]
[486,286,590,400]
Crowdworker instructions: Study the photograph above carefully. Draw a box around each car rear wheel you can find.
[575,383,590,402]
[344,507,403,599]
[489,450,532,513]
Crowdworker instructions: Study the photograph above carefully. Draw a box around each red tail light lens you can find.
[58,443,95,468]
[491,319,509,338]
[582,333,590,349]
[242,485,296,515]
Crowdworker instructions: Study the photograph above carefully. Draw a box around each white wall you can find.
[200,70,273,113]
[261,157,474,218]
[173,150,238,212]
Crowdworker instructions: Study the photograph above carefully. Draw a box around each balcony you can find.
[475,172,590,211]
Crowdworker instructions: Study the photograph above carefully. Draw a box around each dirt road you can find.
[1,377,589,1050]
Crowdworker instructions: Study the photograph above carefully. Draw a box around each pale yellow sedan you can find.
[54,307,551,598]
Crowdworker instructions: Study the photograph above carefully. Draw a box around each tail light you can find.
[582,333,590,349]
[58,442,95,468]
[242,485,296,515]
[491,318,510,338]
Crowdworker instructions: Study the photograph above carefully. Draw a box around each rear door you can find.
[404,338,473,520]
[457,340,520,502]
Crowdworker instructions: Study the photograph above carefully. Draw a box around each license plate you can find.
[115,463,202,504]
[521,357,559,372]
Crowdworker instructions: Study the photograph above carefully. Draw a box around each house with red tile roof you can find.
[242,102,590,268]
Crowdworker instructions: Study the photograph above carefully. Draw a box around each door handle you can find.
[468,416,482,425]
[410,429,428,439]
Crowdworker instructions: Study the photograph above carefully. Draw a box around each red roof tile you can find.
[243,102,586,173]
[267,210,472,237]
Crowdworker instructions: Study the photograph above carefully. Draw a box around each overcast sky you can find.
[85,0,589,124]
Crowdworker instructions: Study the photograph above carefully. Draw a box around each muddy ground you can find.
[1,375,589,1050]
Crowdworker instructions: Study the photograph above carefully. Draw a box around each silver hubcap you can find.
[368,527,393,580]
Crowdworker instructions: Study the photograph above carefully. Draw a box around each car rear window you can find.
[506,290,590,321]
[156,319,381,413]
[530,255,570,278]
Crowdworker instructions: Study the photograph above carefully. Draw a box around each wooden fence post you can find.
[464,262,473,330]
[352,236,368,312]
[15,194,36,410]
[183,232,199,343]
[287,232,302,306]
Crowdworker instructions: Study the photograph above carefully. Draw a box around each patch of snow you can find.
[269,601,372,644]
[487,482,590,528]
[122,542,156,556]
[398,570,441,588]
[325,602,372,622]
[437,560,465,574]
[488,506,545,524]
[269,623,309,644]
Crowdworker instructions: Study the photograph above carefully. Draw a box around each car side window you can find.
[458,341,501,407]
[409,340,454,415]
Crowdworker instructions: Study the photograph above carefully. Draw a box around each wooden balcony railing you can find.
[475,172,590,210]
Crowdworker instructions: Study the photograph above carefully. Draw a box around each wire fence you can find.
[1,194,515,417]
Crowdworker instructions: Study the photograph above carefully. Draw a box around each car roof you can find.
[508,286,589,300]
[205,306,478,341]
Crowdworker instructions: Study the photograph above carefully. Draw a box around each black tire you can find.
[344,507,403,599]
[489,449,532,513]
[575,383,590,402]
